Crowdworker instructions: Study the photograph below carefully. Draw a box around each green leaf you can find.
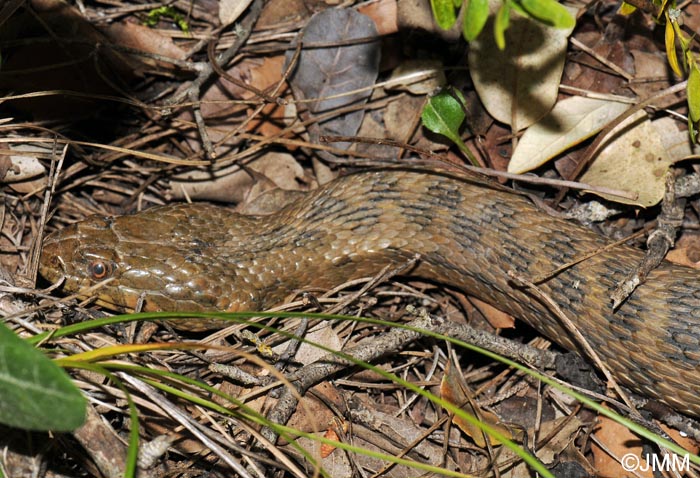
[463,0,489,41]
[518,0,575,29]
[494,2,511,50]
[145,6,189,32]
[430,0,458,30]
[422,89,480,165]
[688,64,700,123]
[0,323,86,431]
[421,90,467,143]
[689,116,697,143]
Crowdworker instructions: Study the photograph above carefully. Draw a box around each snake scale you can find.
[40,169,700,415]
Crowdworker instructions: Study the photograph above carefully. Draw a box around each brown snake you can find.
[40,169,700,416]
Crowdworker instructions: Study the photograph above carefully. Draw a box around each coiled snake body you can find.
[40,170,700,415]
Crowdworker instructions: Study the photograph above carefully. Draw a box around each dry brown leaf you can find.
[103,21,187,71]
[176,55,288,154]
[387,60,446,95]
[397,0,461,41]
[200,55,286,117]
[496,416,586,477]
[320,418,349,458]
[357,0,398,36]
[470,297,515,329]
[296,395,460,477]
[629,50,673,98]
[440,361,512,447]
[591,416,654,478]
[667,234,700,269]
[168,151,305,203]
[257,0,311,28]
[243,101,290,139]
[592,415,699,478]
[383,94,424,140]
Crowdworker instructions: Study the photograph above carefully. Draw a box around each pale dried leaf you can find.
[508,96,630,174]
[469,3,576,132]
[656,116,700,160]
[272,324,341,366]
[4,144,48,182]
[219,0,253,25]
[387,59,446,95]
[580,112,674,207]
[168,152,304,203]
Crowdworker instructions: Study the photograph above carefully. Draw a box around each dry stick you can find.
[611,172,686,308]
[675,172,700,197]
[554,80,688,204]
[4,277,115,327]
[212,94,401,167]
[261,313,439,445]
[0,133,209,167]
[370,414,451,478]
[166,0,264,106]
[322,256,421,315]
[207,40,280,104]
[274,258,423,368]
[529,224,654,284]
[617,0,659,15]
[120,370,311,478]
[71,405,140,478]
[319,135,638,201]
[0,0,23,28]
[260,312,559,446]
[211,37,302,150]
[189,84,214,157]
[117,374,255,478]
[164,0,265,159]
[32,140,67,284]
[569,37,634,81]
[2,89,153,111]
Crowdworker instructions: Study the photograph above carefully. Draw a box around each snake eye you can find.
[88,260,113,280]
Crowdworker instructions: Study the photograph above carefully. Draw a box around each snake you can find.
[39,169,700,416]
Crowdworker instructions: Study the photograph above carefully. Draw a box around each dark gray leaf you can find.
[286,8,380,149]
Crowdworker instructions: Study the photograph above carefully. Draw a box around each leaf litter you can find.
[2,1,700,477]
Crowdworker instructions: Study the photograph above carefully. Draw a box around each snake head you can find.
[40,215,130,310]
[40,206,264,322]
